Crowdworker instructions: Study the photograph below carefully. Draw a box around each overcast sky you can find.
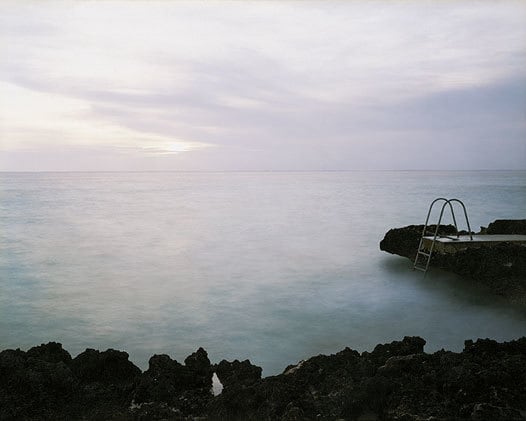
[1,1,525,171]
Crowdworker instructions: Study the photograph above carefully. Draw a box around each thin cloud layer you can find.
[1,1,525,170]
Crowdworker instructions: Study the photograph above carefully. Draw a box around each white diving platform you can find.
[422,234,526,254]
[414,197,524,273]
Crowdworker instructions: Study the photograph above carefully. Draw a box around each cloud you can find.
[1,1,525,170]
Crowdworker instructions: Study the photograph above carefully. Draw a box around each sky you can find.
[1,1,525,171]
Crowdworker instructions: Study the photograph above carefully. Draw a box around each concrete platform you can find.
[422,234,526,254]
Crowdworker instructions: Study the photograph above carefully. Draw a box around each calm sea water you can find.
[1,171,525,374]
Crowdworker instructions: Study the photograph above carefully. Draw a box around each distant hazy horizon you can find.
[2,169,526,173]
[1,1,525,171]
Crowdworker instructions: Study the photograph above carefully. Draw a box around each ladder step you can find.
[417,251,431,257]
[413,266,427,272]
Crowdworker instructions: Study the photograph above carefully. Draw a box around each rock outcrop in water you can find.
[1,337,526,420]
[380,219,526,304]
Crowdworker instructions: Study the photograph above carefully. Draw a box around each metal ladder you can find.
[413,198,473,274]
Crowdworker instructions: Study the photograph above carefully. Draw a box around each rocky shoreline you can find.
[380,219,526,304]
[1,337,525,420]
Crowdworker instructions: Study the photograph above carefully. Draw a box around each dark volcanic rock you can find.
[133,348,213,417]
[368,336,426,365]
[135,353,185,404]
[1,337,525,420]
[209,336,526,420]
[70,348,141,419]
[215,359,262,389]
[0,345,77,420]
[184,347,214,390]
[71,348,141,383]
[26,341,72,364]
[486,219,526,235]
[380,224,457,259]
[432,243,526,293]
[380,219,526,303]
[470,403,523,420]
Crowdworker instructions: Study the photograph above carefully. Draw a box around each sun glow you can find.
[140,141,211,155]
[167,143,192,153]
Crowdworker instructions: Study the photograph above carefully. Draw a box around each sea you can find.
[1,170,525,375]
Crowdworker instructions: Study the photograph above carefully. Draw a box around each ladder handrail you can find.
[447,198,473,240]
[419,197,458,241]
[416,198,457,266]
[414,197,473,274]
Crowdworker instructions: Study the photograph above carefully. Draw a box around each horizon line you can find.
[1,169,525,174]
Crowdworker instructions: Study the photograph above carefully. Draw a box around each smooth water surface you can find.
[1,171,525,374]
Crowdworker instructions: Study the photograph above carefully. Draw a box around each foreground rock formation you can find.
[380,219,526,303]
[1,337,525,420]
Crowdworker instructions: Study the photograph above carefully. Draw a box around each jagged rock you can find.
[184,347,214,390]
[129,401,184,420]
[380,219,526,303]
[134,354,184,404]
[1,337,525,420]
[133,349,213,417]
[369,336,426,363]
[470,403,523,420]
[281,402,306,420]
[377,354,426,377]
[71,348,141,383]
[379,224,457,258]
[67,348,142,419]
[0,346,77,420]
[215,359,262,389]
[26,342,72,364]
[432,243,526,282]
[210,337,427,420]
[486,219,526,235]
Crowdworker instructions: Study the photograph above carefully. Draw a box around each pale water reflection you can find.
[1,171,525,374]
